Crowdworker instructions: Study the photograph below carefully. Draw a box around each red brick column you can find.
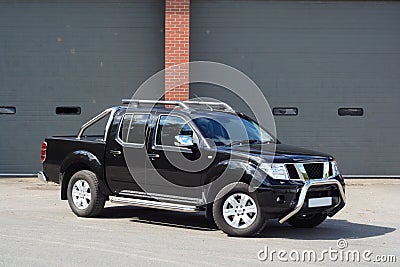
[165,0,190,101]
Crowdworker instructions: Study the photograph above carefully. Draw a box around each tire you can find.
[67,170,106,217]
[212,182,266,237]
[287,213,327,228]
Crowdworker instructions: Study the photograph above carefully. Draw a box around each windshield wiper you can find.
[228,139,276,146]
[259,140,276,144]
[228,139,259,146]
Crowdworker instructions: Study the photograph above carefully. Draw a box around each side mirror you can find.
[174,135,194,147]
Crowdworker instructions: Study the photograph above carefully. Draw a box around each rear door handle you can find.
[148,154,160,158]
[110,150,121,155]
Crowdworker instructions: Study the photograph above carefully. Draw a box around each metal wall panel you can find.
[0,0,164,174]
[190,1,400,176]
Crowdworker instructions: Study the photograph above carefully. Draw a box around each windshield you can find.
[192,114,276,146]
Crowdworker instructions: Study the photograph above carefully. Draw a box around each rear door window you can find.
[119,114,150,145]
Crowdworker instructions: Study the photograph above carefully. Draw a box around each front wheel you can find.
[67,170,106,217]
[212,183,266,237]
[286,213,327,228]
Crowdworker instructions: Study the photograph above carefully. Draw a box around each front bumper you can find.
[255,177,345,222]
[278,178,345,223]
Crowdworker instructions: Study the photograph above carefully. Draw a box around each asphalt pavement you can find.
[0,178,398,267]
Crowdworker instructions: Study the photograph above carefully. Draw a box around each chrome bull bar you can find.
[279,178,346,224]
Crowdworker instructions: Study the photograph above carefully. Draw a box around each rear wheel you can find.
[67,170,106,217]
[212,183,266,237]
[287,213,327,228]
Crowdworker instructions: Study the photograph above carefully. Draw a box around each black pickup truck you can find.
[39,100,345,237]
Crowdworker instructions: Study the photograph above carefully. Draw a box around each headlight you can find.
[331,161,341,177]
[259,163,289,180]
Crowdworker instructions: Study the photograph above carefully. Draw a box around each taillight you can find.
[41,141,47,163]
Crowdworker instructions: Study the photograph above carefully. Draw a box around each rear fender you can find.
[59,150,111,199]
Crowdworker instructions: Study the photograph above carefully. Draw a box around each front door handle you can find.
[148,153,160,158]
[110,150,121,155]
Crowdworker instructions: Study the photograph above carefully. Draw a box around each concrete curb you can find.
[344,178,400,186]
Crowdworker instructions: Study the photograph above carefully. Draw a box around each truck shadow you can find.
[101,205,218,231]
[101,205,395,240]
[258,219,396,240]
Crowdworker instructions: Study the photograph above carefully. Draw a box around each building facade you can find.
[0,0,399,177]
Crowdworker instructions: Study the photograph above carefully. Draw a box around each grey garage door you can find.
[0,0,164,174]
[190,1,400,176]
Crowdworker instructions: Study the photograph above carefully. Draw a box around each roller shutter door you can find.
[0,0,164,174]
[190,1,400,176]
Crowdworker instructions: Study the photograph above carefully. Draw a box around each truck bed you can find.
[43,135,106,184]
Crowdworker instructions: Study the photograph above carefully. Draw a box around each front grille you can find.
[285,162,330,180]
[286,164,301,180]
[304,163,324,179]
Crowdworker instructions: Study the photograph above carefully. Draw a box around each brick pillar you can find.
[165,0,190,101]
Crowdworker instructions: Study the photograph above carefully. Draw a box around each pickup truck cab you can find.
[39,100,345,237]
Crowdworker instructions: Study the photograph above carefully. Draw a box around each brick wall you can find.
[165,0,190,101]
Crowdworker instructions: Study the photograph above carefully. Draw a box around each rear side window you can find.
[119,114,149,144]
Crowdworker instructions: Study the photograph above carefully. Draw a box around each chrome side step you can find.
[110,196,200,213]
[119,190,204,205]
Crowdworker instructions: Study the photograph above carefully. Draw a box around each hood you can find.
[218,143,333,163]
